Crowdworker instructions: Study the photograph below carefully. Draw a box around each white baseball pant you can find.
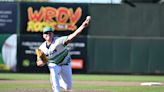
[48,62,72,92]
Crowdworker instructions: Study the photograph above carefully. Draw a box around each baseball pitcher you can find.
[35,16,91,92]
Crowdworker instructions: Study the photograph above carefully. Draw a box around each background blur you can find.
[0,0,164,74]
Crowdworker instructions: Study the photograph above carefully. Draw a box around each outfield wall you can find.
[87,4,164,74]
[0,2,164,74]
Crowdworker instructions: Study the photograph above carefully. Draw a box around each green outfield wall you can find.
[87,4,164,74]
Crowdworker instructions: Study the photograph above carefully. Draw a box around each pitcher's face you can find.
[43,32,53,41]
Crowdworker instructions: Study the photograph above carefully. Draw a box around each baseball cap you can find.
[43,27,53,33]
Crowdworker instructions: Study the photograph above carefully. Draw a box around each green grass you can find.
[0,73,50,80]
[0,73,164,92]
[0,73,164,82]
[106,86,164,92]
[73,85,164,92]
[73,74,164,82]
[0,84,50,90]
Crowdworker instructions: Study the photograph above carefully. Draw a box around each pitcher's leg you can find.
[60,63,72,91]
[49,65,61,92]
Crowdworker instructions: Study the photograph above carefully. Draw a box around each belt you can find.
[58,63,69,66]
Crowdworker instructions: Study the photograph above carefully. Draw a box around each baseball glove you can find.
[35,48,48,63]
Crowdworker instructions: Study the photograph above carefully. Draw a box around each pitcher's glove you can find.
[35,48,48,63]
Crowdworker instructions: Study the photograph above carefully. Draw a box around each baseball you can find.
[86,16,91,20]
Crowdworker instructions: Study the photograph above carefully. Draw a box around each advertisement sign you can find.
[68,36,87,72]
[17,35,87,73]
[0,3,17,34]
[20,2,89,35]
[17,2,88,73]
[17,35,49,73]
[72,59,83,69]
[0,34,17,72]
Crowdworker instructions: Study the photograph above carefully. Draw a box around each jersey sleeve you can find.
[38,42,46,52]
[57,36,68,45]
